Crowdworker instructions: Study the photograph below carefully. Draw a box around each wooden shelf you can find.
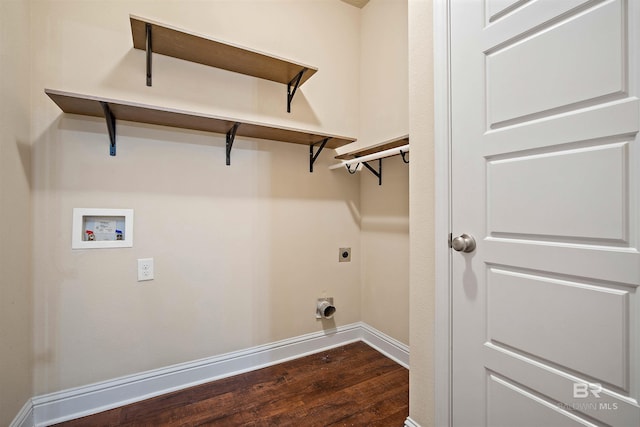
[45,89,355,170]
[336,134,409,160]
[130,14,317,112]
[332,135,409,186]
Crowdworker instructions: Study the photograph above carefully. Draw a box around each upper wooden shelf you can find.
[130,14,317,112]
[45,89,355,170]
[335,134,409,160]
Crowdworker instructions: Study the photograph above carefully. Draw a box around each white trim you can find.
[360,323,410,368]
[433,1,453,427]
[9,399,34,427]
[404,416,422,427]
[30,322,408,426]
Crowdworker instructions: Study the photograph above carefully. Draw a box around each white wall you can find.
[360,155,409,343]
[30,0,363,395]
[0,0,33,424]
[408,0,435,425]
[357,0,410,344]
[0,1,415,418]
[358,0,409,147]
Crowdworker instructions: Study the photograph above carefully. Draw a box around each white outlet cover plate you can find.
[137,258,154,281]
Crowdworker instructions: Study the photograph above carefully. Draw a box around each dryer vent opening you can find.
[316,298,336,319]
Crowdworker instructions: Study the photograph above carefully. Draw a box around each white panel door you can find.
[450,0,640,425]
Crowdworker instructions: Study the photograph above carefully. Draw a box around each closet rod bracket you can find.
[362,158,382,186]
[287,68,307,113]
[310,137,330,173]
[400,149,409,164]
[226,122,241,166]
[145,23,153,86]
[100,101,117,156]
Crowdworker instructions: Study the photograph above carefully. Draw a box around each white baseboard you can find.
[30,322,408,427]
[404,416,422,427]
[9,399,34,427]
[360,323,409,368]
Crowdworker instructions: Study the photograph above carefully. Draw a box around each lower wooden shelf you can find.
[331,134,409,186]
[335,134,409,160]
[45,89,355,171]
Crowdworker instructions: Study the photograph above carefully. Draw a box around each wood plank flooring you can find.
[52,341,409,426]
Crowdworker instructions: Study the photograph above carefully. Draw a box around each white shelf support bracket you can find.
[310,137,330,173]
[99,101,117,156]
[362,159,382,186]
[287,68,307,113]
[226,122,240,166]
[146,23,153,86]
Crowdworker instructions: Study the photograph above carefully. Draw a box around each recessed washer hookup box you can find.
[72,208,134,249]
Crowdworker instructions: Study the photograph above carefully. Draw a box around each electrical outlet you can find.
[137,258,154,281]
[339,247,351,262]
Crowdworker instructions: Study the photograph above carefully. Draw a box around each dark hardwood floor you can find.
[52,341,409,426]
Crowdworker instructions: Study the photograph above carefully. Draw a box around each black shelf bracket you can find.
[310,137,330,173]
[287,68,307,113]
[100,101,117,156]
[146,23,153,86]
[226,122,240,166]
[362,158,383,186]
[400,149,409,164]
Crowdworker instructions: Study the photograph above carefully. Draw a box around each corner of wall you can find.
[9,400,34,427]
[0,0,35,425]
[408,0,436,426]
[357,0,410,346]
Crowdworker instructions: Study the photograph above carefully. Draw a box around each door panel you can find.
[488,374,595,427]
[487,142,628,242]
[488,267,629,389]
[486,0,626,127]
[484,344,640,426]
[451,0,640,425]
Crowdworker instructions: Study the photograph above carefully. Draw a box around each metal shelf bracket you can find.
[362,159,383,186]
[100,101,117,156]
[226,122,240,166]
[346,163,359,174]
[287,68,307,113]
[146,23,153,86]
[400,149,409,164]
[310,137,330,173]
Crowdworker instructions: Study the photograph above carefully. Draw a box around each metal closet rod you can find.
[328,144,410,170]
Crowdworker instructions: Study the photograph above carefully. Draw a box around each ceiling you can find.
[340,0,370,8]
